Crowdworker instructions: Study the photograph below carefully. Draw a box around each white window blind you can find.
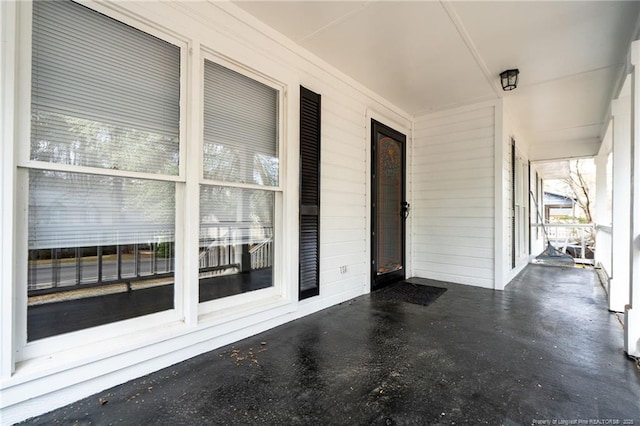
[203,60,279,186]
[28,170,175,249]
[200,186,274,247]
[31,0,181,175]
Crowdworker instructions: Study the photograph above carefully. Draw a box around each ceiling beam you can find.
[439,1,502,100]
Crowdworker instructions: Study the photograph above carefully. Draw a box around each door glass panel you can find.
[376,135,402,275]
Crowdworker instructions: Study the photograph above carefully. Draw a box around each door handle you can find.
[401,201,410,219]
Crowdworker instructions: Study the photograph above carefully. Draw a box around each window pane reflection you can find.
[199,186,274,302]
[27,170,175,341]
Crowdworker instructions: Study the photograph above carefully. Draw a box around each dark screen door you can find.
[371,119,407,290]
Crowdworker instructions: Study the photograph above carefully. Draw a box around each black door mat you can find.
[373,281,447,306]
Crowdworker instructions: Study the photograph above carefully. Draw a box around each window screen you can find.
[27,0,180,340]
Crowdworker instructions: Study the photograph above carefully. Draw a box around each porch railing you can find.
[532,223,595,265]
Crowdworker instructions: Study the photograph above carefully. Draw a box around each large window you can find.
[19,0,286,351]
[199,58,280,303]
[25,0,181,340]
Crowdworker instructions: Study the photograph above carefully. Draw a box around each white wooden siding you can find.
[413,105,496,288]
[319,97,367,297]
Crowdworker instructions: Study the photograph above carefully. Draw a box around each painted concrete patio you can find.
[22,264,640,425]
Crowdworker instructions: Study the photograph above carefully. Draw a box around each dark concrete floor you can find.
[23,264,640,425]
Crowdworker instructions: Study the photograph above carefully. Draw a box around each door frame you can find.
[370,119,407,291]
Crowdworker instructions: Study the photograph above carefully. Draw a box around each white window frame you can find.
[14,0,190,362]
[513,151,529,263]
[196,49,289,321]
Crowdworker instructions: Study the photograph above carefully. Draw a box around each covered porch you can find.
[24,264,640,424]
[2,0,640,423]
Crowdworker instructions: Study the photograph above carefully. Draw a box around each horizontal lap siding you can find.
[413,106,496,288]
[319,96,367,295]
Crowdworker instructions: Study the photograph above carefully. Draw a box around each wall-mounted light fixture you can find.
[500,69,519,91]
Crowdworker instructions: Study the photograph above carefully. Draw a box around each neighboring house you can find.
[1,1,640,423]
[543,191,577,222]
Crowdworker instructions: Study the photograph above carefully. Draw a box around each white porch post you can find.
[494,100,505,290]
[610,94,632,313]
[594,122,612,279]
[626,40,640,357]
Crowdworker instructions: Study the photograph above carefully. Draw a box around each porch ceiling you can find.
[234,1,640,161]
[533,160,571,180]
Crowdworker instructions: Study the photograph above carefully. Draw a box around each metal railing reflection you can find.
[28,227,274,297]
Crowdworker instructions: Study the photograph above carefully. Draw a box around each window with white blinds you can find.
[28,170,175,249]
[203,60,279,186]
[31,0,181,175]
[199,58,280,302]
[21,0,286,342]
[25,0,182,339]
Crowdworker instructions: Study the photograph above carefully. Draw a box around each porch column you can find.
[594,125,611,276]
[626,40,640,357]
[610,94,631,313]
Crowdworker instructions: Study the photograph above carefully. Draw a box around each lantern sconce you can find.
[500,69,520,91]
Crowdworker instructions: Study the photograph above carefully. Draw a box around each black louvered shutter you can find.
[299,87,321,300]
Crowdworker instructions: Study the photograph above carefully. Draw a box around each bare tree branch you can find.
[563,160,593,223]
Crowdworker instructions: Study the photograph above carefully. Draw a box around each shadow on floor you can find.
[22,264,640,425]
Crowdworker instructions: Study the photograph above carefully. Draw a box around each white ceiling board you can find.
[507,66,620,133]
[534,160,571,180]
[234,1,371,43]
[297,1,496,113]
[451,1,639,87]
[532,124,603,143]
[530,124,604,154]
[530,138,602,162]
